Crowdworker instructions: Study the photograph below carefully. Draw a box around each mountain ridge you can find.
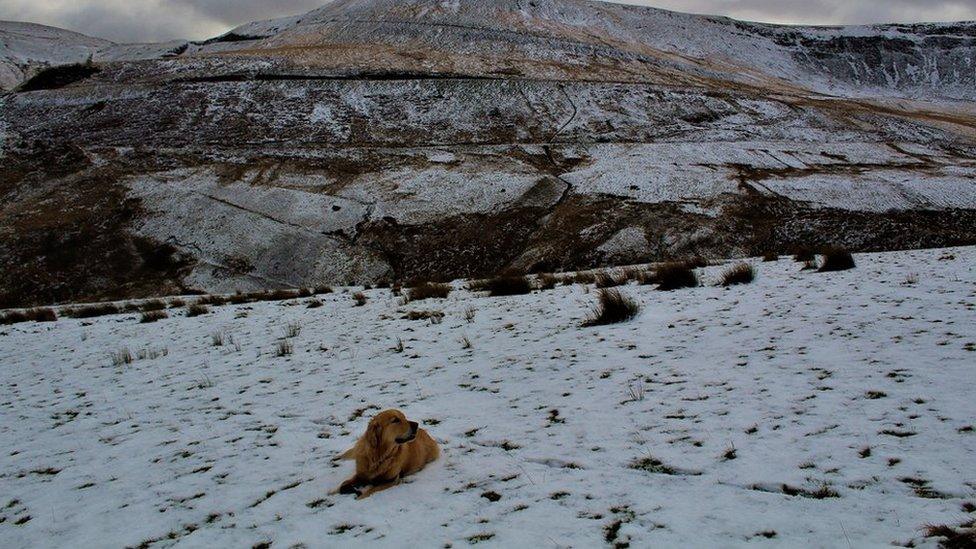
[1,0,975,307]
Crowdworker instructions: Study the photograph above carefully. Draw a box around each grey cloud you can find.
[1,0,975,43]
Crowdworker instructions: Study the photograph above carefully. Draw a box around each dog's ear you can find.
[367,420,383,449]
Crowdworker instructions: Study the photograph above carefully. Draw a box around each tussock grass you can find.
[196,294,229,306]
[275,340,293,357]
[536,273,558,290]
[186,304,210,317]
[793,247,816,262]
[818,248,856,272]
[352,292,367,306]
[407,282,452,301]
[720,263,756,286]
[140,310,168,323]
[471,275,534,297]
[66,303,120,319]
[111,348,133,367]
[403,310,445,323]
[583,289,641,327]
[923,524,976,548]
[647,261,698,291]
[1,308,57,325]
[140,300,168,312]
[571,271,596,285]
[594,271,629,289]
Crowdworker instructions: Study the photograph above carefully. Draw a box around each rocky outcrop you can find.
[2,0,975,307]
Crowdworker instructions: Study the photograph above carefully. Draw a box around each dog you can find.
[332,409,439,499]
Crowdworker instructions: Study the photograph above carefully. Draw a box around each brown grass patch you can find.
[140,310,168,323]
[720,263,756,286]
[471,275,534,297]
[1,308,58,324]
[818,248,856,272]
[65,303,120,319]
[407,282,452,301]
[186,304,210,317]
[646,262,698,291]
[583,289,641,327]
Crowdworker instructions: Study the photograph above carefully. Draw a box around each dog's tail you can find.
[336,447,357,460]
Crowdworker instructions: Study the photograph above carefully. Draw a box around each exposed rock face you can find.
[2,0,976,306]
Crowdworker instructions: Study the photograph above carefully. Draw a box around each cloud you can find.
[1,0,975,42]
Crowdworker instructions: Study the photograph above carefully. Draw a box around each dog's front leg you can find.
[330,474,364,496]
[356,477,401,499]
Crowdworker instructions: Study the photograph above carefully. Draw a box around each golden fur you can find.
[332,409,439,499]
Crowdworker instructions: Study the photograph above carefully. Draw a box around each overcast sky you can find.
[1,0,975,43]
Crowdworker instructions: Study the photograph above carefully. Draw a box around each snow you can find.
[1,246,974,547]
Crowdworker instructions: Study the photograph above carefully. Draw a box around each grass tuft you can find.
[472,275,534,297]
[140,311,168,323]
[594,271,629,289]
[583,289,641,327]
[818,248,856,272]
[407,282,452,302]
[186,304,210,317]
[720,263,756,286]
[646,261,699,291]
[66,303,120,319]
[1,308,57,324]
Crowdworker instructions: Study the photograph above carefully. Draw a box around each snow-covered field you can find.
[1,247,974,548]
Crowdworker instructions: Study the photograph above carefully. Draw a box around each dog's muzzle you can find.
[395,421,419,443]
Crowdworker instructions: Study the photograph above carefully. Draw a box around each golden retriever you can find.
[332,409,439,499]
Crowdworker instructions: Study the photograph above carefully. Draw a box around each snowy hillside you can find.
[2,0,976,307]
[1,246,974,547]
[0,21,110,90]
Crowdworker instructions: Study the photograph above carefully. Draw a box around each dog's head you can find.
[367,409,419,448]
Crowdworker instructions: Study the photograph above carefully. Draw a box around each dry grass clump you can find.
[720,263,756,286]
[1,308,58,324]
[195,294,229,306]
[260,289,309,302]
[471,275,534,297]
[536,273,559,290]
[140,310,168,323]
[923,523,976,549]
[407,282,452,301]
[275,339,293,357]
[140,300,168,312]
[403,310,445,323]
[284,322,302,338]
[111,348,133,367]
[818,248,856,272]
[186,303,210,317]
[762,251,779,262]
[583,289,641,327]
[646,261,699,291]
[594,271,629,289]
[571,271,597,285]
[352,292,368,306]
[66,303,120,319]
[793,247,816,262]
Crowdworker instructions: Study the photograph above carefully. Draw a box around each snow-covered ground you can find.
[1,247,974,547]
